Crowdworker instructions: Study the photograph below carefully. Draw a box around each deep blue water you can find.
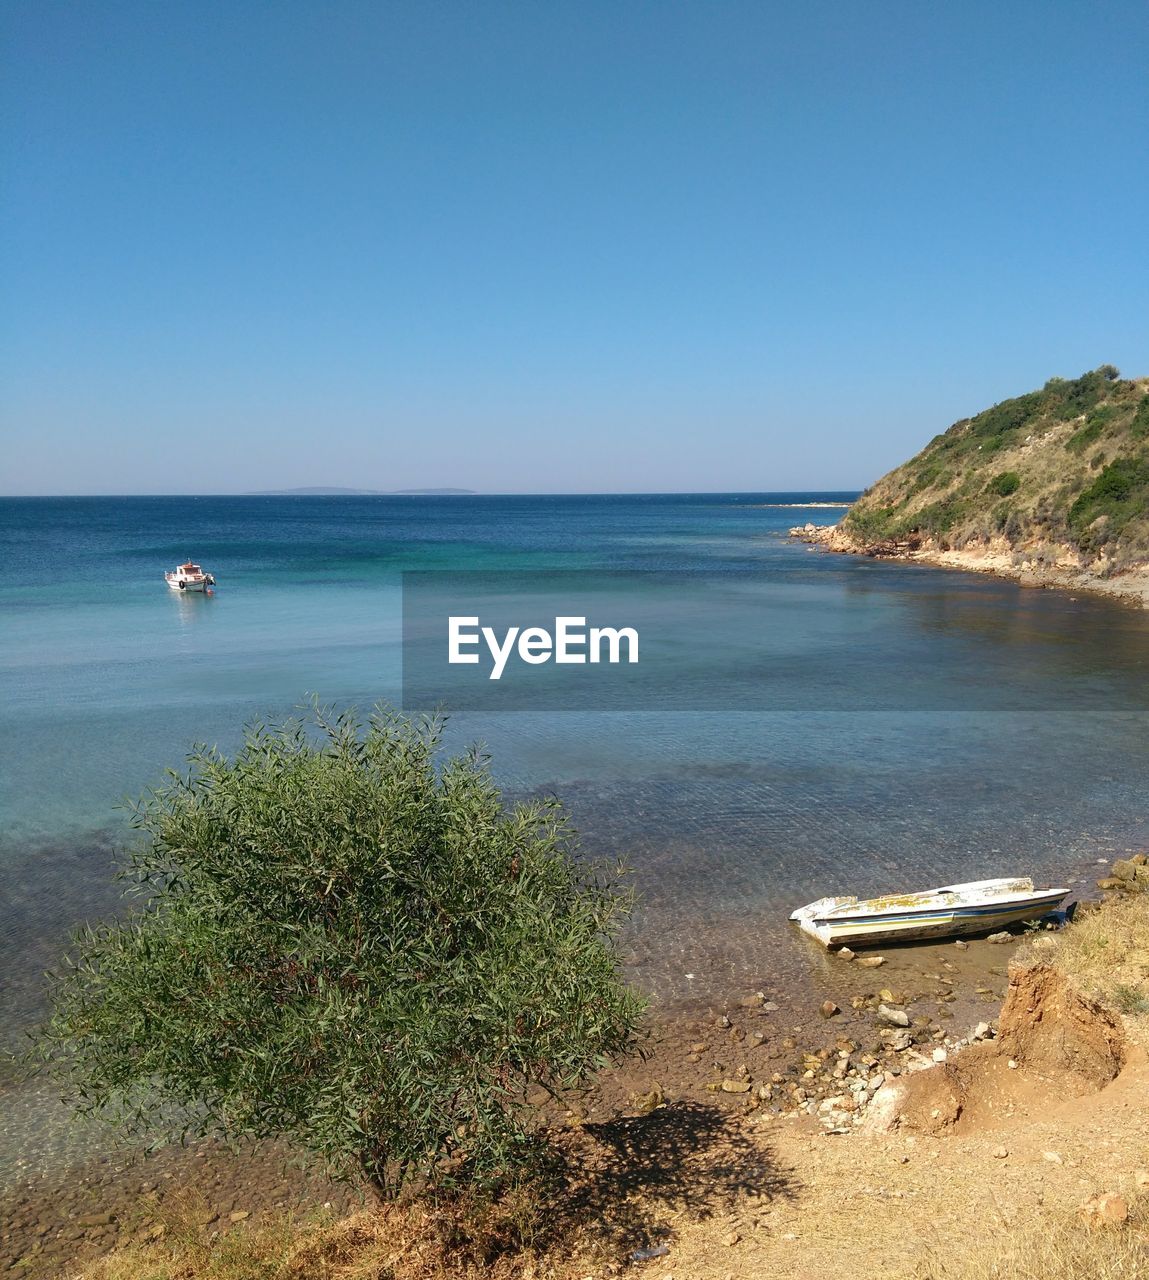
[2,493,1149,1171]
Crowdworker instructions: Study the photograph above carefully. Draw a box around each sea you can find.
[2,492,1149,1181]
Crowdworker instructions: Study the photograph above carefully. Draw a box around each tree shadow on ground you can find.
[551,1100,800,1253]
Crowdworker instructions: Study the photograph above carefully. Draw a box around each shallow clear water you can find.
[2,494,1148,1178]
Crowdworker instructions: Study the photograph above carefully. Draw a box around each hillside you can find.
[837,367,1149,581]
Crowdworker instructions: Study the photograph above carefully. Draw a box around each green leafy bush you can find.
[29,705,645,1196]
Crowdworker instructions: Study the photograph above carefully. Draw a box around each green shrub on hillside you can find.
[1066,403,1121,454]
[845,504,902,541]
[907,497,967,537]
[1067,455,1149,548]
[1131,395,1149,441]
[1050,365,1121,422]
[968,391,1045,442]
[29,704,645,1197]
[986,471,1021,497]
[908,459,952,495]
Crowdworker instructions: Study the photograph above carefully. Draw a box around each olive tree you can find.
[32,705,645,1195]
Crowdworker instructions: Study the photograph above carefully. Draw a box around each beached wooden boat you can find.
[789,877,1069,948]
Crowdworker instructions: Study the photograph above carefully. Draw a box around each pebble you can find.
[878,1004,910,1027]
[992,1145,1009,1159]
[855,955,887,968]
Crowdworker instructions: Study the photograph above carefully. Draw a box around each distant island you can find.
[247,487,476,496]
[793,366,1149,605]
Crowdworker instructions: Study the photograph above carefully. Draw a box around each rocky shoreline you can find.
[789,522,1149,608]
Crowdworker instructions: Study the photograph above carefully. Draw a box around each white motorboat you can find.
[790,877,1070,948]
[165,560,216,592]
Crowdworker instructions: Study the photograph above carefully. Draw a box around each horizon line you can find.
[0,488,863,499]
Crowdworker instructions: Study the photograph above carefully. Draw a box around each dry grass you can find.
[73,1192,1149,1280]
[918,1196,1149,1280]
[70,1186,569,1280]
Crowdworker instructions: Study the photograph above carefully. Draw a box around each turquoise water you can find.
[3,493,1149,1029]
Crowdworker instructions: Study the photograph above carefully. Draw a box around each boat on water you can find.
[790,877,1070,948]
[165,561,216,592]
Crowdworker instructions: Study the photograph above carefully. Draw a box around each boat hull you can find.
[167,578,211,591]
[790,880,1069,948]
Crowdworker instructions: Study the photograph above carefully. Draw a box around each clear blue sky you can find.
[3,1,1147,495]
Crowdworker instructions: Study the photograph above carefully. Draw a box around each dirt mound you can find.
[869,960,1128,1137]
[996,960,1127,1084]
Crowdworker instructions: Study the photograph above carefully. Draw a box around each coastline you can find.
[790,522,1149,609]
[0,927,1047,1275]
[11,862,1148,1280]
